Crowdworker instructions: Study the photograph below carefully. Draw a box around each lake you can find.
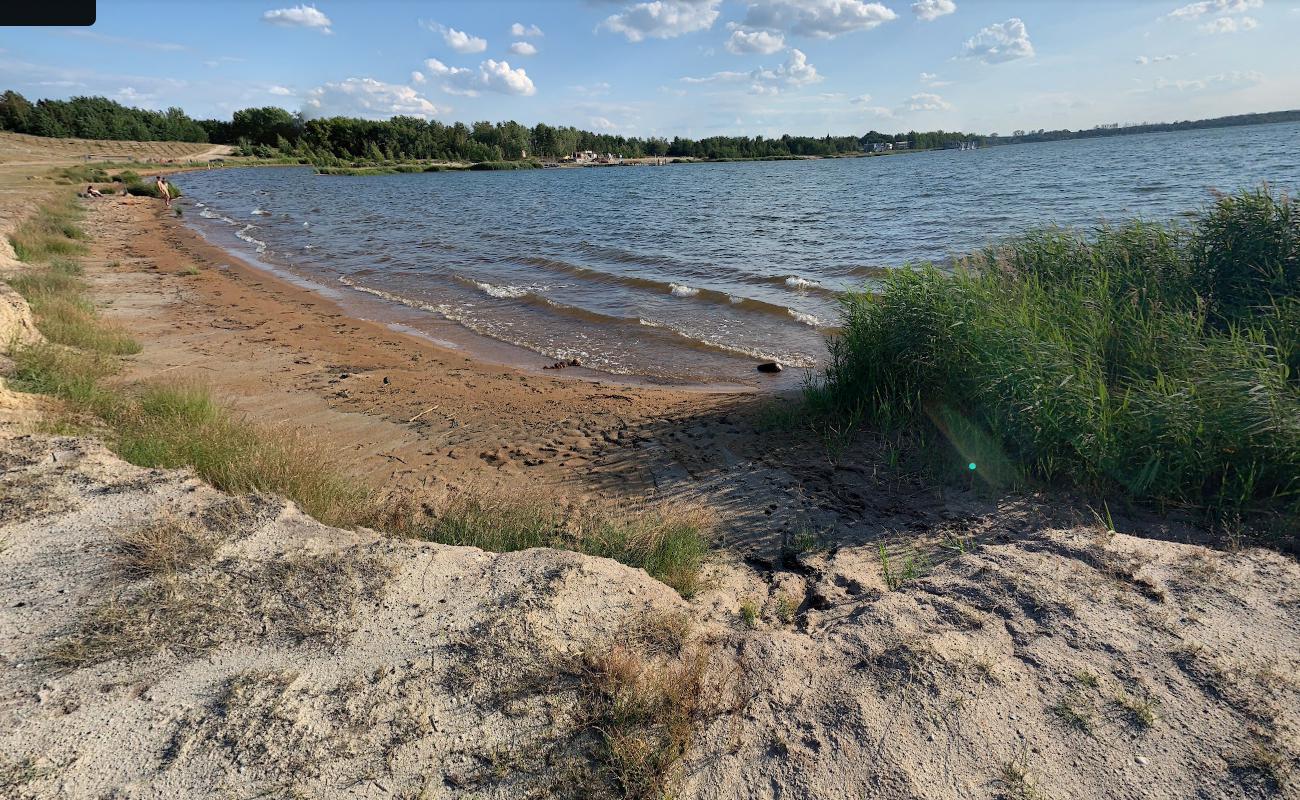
[174,121,1300,386]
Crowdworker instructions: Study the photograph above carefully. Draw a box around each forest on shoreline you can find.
[3,89,1297,164]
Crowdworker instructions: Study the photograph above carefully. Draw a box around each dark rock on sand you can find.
[756,362,783,373]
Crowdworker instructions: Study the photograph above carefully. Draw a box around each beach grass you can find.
[8,259,141,355]
[7,196,88,262]
[419,495,712,597]
[812,186,1300,520]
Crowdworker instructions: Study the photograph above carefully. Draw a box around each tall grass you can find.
[814,187,1300,518]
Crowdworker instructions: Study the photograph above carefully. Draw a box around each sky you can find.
[2,0,1298,138]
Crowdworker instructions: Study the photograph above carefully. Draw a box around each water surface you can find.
[175,121,1300,385]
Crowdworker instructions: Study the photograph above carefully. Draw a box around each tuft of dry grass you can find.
[112,516,218,581]
[564,615,739,800]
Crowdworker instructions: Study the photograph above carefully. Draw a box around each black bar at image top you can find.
[2,1,96,26]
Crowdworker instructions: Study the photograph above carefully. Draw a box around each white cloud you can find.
[682,47,820,93]
[1200,15,1258,31]
[1167,0,1261,19]
[912,0,956,22]
[1135,54,1180,64]
[1151,69,1263,91]
[428,23,488,53]
[261,4,333,34]
[590,116,618,131]
[303,78,444,119]
[510,22,544,37]
[905,92,952,111]
[423,57,537,96]
[509,41,538,56]
[410,70,426,84]
[725,27,786,54]
[740,0,897,38]
[600,0,722,42]
[919,71,951,86]
[961,18,1034,63]
[268,85,294,96]
[850,93,872,103]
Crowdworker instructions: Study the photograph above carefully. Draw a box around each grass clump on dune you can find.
[814,186,1300,519]
[422,495,712,597]
[9,259,141,355]
[7,197,87,262]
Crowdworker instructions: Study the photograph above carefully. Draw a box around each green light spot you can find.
[968,462,977,470]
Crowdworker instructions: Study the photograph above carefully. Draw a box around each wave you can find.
[251,208,271,216]
[515,255,830,325]
[198,208,238,225]
[475,281,529,299]
[336,275,816,368]
[235,224,268,254]
[787,309,822,327]
[784,276,820,290]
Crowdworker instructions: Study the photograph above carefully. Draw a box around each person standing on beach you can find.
[155,175,172,208]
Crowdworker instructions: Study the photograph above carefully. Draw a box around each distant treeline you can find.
[990,109,1300,145]
[2,89,1298,163]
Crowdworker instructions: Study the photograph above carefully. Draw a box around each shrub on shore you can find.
[814,187,1300,519]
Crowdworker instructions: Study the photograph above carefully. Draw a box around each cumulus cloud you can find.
[303,78,444,119]
[268,85,294,96]
[600,0,722,42]
[509,41,538,56]
[912,0,956,22]
[589,116,618,131]
[410,70,426,84]
[1167,0,1261,19]
[905,92,952,111]
[740,0,897,38]
[510,22,543,37]
[1200,15,1258,32]
[961,18,1034,63]
[261,4,333,34]
[426,23,487,53]
[682,47,820,93]
[725,27,786,54]
[1135,54,1179,64]
[919,71,951,86]
[423,57,537,96]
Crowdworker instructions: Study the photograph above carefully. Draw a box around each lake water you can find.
[174,121,1300,386]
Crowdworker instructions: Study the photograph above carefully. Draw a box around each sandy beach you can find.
[3,136,1299,799]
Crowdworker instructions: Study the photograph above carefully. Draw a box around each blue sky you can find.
[3,0,1297,137]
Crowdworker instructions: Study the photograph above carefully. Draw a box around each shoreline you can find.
[176,198,772,395]
[77,193,780,500]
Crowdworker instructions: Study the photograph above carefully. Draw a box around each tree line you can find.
[2,90,1296,164]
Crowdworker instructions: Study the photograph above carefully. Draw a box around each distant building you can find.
[893,140,911,150]
[865,142,893,153]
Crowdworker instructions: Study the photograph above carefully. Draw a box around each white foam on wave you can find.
[251,208,271,216]
[785,276,820,290]
[787,308,822,328]
[235,224,268,254]
[474,281,529,299]
[669,283,699,297]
